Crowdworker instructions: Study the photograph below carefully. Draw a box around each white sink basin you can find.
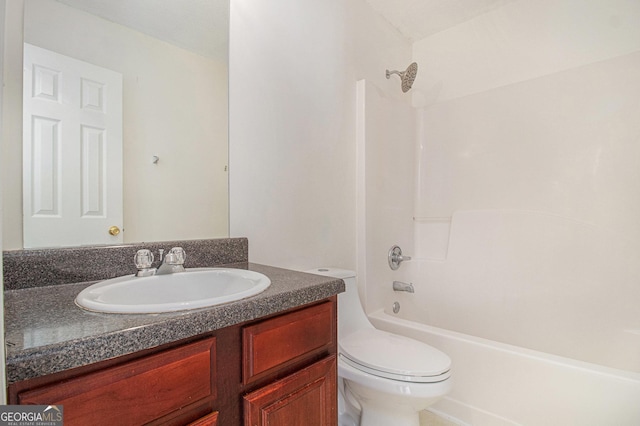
[75,268,271,314]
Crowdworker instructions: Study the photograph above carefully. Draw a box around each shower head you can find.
[385,62,418,93]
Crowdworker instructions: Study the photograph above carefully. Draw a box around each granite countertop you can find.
[4,263,344,384]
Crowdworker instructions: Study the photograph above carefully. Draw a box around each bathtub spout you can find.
[392,281,414,293]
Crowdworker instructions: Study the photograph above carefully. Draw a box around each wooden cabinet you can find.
[17,337,217,426]
[242,301,337,426]
[8,298,337,426]
[244,356,336,426]
[242,301,335,385]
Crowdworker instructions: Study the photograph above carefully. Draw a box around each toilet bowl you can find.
[308,268,452,426]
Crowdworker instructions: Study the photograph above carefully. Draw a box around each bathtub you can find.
[368,309,640,426]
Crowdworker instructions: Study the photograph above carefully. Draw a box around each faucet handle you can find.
[134,249,154,269]
[134,249,156,277]
[388,245,412,270]
[167,247,186,265]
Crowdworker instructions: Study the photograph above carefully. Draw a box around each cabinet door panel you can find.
[243,355,337,426]
[19,338,216,426]
[243,301,335,384]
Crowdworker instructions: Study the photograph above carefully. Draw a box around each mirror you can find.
[2,0,229,249]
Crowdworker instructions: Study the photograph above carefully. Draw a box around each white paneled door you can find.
[23,43,123,248]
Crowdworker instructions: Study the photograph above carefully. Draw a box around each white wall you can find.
[2,0,228,248]
[229,0,411,270]
[404,0,640,372]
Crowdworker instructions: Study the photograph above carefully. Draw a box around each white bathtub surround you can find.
[355,78,417,318]
[415,52,640,235]
[356,0,640,423]
[371,310,640,426]
[410,210,640,372]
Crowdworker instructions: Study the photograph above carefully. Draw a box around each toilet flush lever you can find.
[388,245,412,270]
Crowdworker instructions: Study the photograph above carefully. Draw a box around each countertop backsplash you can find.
[3,237,248,290]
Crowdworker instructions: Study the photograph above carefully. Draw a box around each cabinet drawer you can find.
[19,337,216,426]
[243,301,335,384]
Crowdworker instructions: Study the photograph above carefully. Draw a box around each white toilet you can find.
[308,268,452,426]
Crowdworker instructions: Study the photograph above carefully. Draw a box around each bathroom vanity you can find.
[4,238,344,425]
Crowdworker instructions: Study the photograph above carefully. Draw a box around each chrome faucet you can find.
[392,281,414,293]
[156,247,186,275]
[134,247,186,276]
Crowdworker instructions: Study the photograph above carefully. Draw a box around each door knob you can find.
[108,226,121,236]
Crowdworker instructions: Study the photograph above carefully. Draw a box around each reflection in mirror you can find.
[23,42,125,248]
[2,0,229,249]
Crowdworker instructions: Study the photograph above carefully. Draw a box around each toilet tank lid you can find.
[305,268,355,279]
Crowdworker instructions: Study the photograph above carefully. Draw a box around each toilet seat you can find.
[339,329,451,383]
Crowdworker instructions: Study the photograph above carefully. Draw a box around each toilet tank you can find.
[305,268,374,338]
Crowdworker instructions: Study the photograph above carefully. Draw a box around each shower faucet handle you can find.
[388,245,412,270]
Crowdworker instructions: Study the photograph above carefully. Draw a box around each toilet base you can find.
[340,379,425,426]
[339,359,452,426]
[338,378,360,426]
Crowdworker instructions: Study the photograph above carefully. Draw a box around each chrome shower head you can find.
[385,62,418,93]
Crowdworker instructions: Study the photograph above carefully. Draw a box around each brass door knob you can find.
[108,226,121,236]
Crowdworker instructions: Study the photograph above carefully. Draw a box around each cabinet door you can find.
[243,355,336,426]
[18,338,216,426]
[243,301,335,385]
